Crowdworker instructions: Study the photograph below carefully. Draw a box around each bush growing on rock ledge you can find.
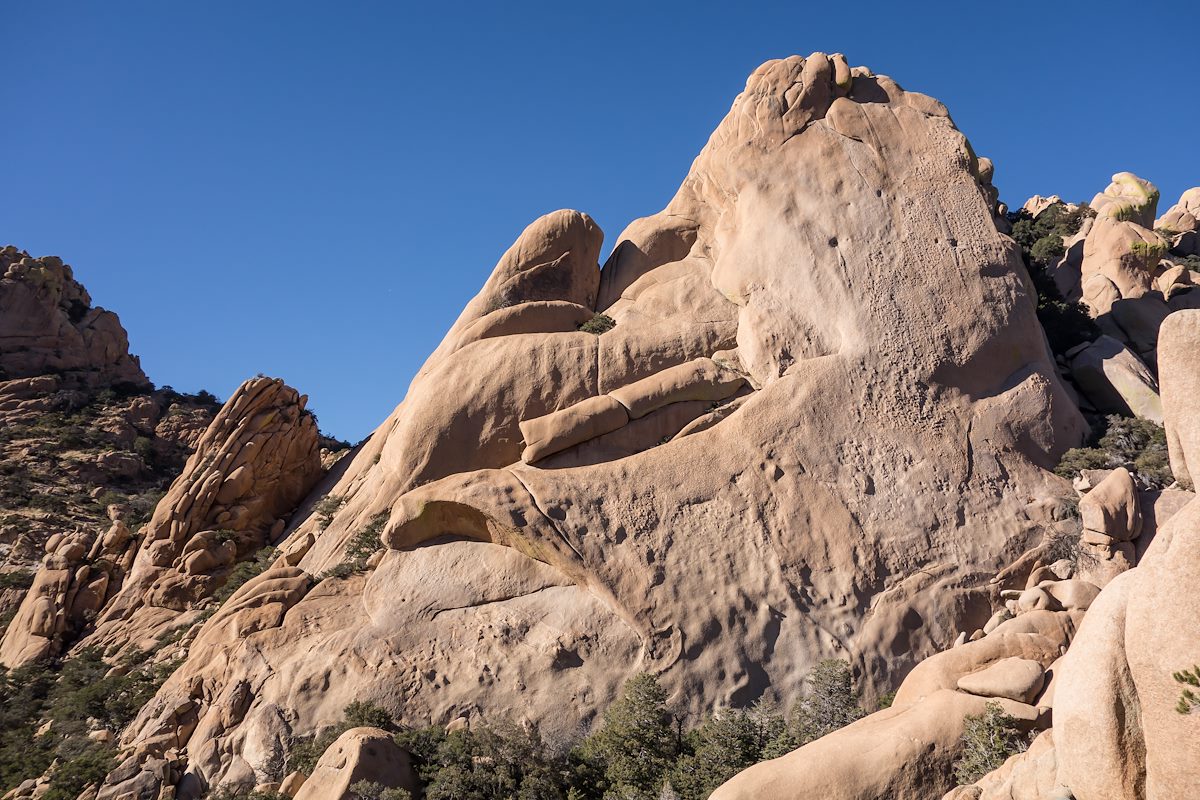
[952,701,1032,786]
[1174,666,1200,714]
[579,313,616,335]
[1054,414,1172,486]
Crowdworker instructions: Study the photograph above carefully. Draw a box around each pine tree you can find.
[952,701,1030,785]
[580,673,679,799]
[790,659,865,745]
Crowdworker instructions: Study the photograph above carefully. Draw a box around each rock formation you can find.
[0,376,323,670]
[86,378,324,652]
[2,51,1196,800]
[0,246,147,389]
[91,52,1097,797]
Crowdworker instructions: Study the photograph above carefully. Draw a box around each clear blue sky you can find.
[5,1,1196,441]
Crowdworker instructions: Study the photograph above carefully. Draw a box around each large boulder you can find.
[1068,335,1162,421]
[1052,308,1200,799]
[104,53,1085,794]
[292,727,416,800]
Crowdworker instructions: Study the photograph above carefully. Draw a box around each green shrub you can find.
[790,659,865,745]
[314,495,346,528]
[213,547,278,605]
[952,701,1031,785]
[287,703,395,776]
[1030,235,1065,265]
[0,646,179,795]
[1174,666,1200,714]
[127,490,165,526]
[349,781,412,800]
[1053,415,1173,486]
[579,673,680,798]
[579,313,616,335]
[344,513,388,563]
[0,571,34,591]
[668,700,792,800]
[1005,203,1099,356]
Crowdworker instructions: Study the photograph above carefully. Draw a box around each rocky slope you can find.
[82,52,1097,797]
[1,52,1197,800]
[0,247,222,632]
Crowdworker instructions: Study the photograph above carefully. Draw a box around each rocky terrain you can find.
[0,52,1196,800]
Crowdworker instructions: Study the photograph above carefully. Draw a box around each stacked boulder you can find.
[0,246,148,390]
[1046,177,1200,420]
[0,506,139,666]
[83,377,324,654]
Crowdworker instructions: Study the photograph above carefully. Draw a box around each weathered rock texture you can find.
[84,378,323,655]
[1052,310,1200,799]
[104,53,1090,796]
[0,246,147,389]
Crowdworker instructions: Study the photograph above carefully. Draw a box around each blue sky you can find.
[5,1,1196,441]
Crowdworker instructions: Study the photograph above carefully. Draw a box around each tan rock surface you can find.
[102,54,1085,796]
[291,727,416,800]
[0,246,147,389]
[1068,335,1162,421]
[955,657,1046,704]
[83,377,323,656]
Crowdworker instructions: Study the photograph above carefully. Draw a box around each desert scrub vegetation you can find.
[1054,414,1172,486]
[212,546,279,604]
[952,701,1032,786]
[579,313,616,334]
[370,661,870,800]
[1007,202,1100,355]
[314,494,346,528]
[0,643,184,799]
[319,512,388,580]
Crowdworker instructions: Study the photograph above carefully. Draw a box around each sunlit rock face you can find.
[110,53,1086,795]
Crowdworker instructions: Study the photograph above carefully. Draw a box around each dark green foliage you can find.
[667,700,792,800]
[0,645,179,795]
[314,494,346,528]
[345,700,395,730]
[322,512,389,579]
[0,570,34,591]
[205,789,288,800]
[952,701,1031,786]
[1030,235,1065,265]
[790,659,865,745]
[213,546,278,604]
[41,739,117,800]
[1174,666,1200,714]
[579,673,680,798]
[1006,203,1100,355]
[1054,415,1173,486]
[348,781,412,800]
[415,721,569,800]
[579,314,616,335]
[344,513,388,563]
[876,690,897,710]
[287,702,395,776]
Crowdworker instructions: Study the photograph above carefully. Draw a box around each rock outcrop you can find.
[82,377,324,656]
[1,377,323,670]
[103,53,1090,796]
[0,246,147,389]
[292,727,416,800]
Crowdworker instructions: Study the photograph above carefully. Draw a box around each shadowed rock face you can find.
[109,53,1087,795]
